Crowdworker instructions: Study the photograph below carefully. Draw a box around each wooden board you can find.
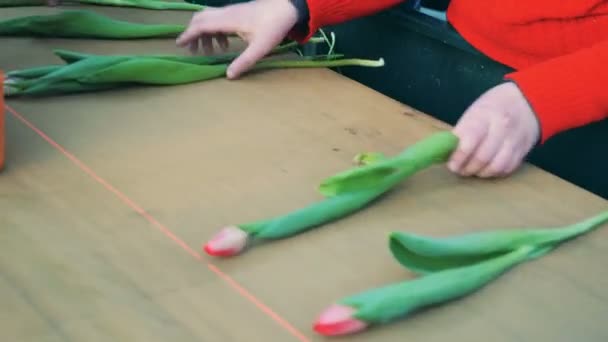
[2,5,607,342]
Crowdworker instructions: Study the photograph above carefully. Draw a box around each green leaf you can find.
[318,131,458,197]
[388,210,608,274]
[22,80,121,96]
[0,10,186,39]
[78,58,228,85]
[17,55,129,91]
[6,65,64,79]
[53,48,237,66]
[319,164,401,198]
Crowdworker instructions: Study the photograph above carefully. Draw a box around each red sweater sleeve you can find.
[505,39,608,143]
[289,0,405,42]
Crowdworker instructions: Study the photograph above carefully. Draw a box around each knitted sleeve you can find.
[505,39,608,143]
[288,0,405,42]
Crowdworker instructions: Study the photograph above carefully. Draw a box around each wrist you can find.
[502,81,541,147]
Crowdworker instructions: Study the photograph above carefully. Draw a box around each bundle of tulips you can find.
[0,8,386,98]
[0,8,385,97]
[3,40,384,97]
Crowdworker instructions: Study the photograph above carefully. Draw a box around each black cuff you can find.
[289,0,310,32]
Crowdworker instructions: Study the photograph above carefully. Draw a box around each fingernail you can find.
[226,67,236,79]
[447,161,457,172]
[203,226,249,257]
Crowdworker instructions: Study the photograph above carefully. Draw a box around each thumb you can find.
[226,35,281,79]
[447,112,488,173]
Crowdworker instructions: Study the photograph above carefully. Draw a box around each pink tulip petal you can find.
[313,304,368,336]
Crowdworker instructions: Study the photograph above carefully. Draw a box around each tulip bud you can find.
[313,304,368,336]
[203,226,249,257]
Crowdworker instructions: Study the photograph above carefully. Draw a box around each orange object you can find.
[0,70,4,171]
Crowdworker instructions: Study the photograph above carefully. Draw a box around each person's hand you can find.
[176,0,299,79]
[447,82,540,178]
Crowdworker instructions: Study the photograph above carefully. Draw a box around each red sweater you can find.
[290,0,608,143]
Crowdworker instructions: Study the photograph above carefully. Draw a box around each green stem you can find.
[251,57,385,72]
[240,185,393,240]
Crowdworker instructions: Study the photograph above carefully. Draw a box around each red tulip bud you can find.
[203,226,249,257]
[313,304,368,336]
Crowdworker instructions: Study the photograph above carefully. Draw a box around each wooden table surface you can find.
[1,5,607,342]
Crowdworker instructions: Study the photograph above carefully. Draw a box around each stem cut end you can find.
[352,152,386,166]
[3,84,19,97]
[3,77,21,85]
[313,304,368,336]
[203,226,249,257]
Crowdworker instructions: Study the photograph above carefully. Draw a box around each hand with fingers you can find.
[447,82,540,178]
[176,0,301,79]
